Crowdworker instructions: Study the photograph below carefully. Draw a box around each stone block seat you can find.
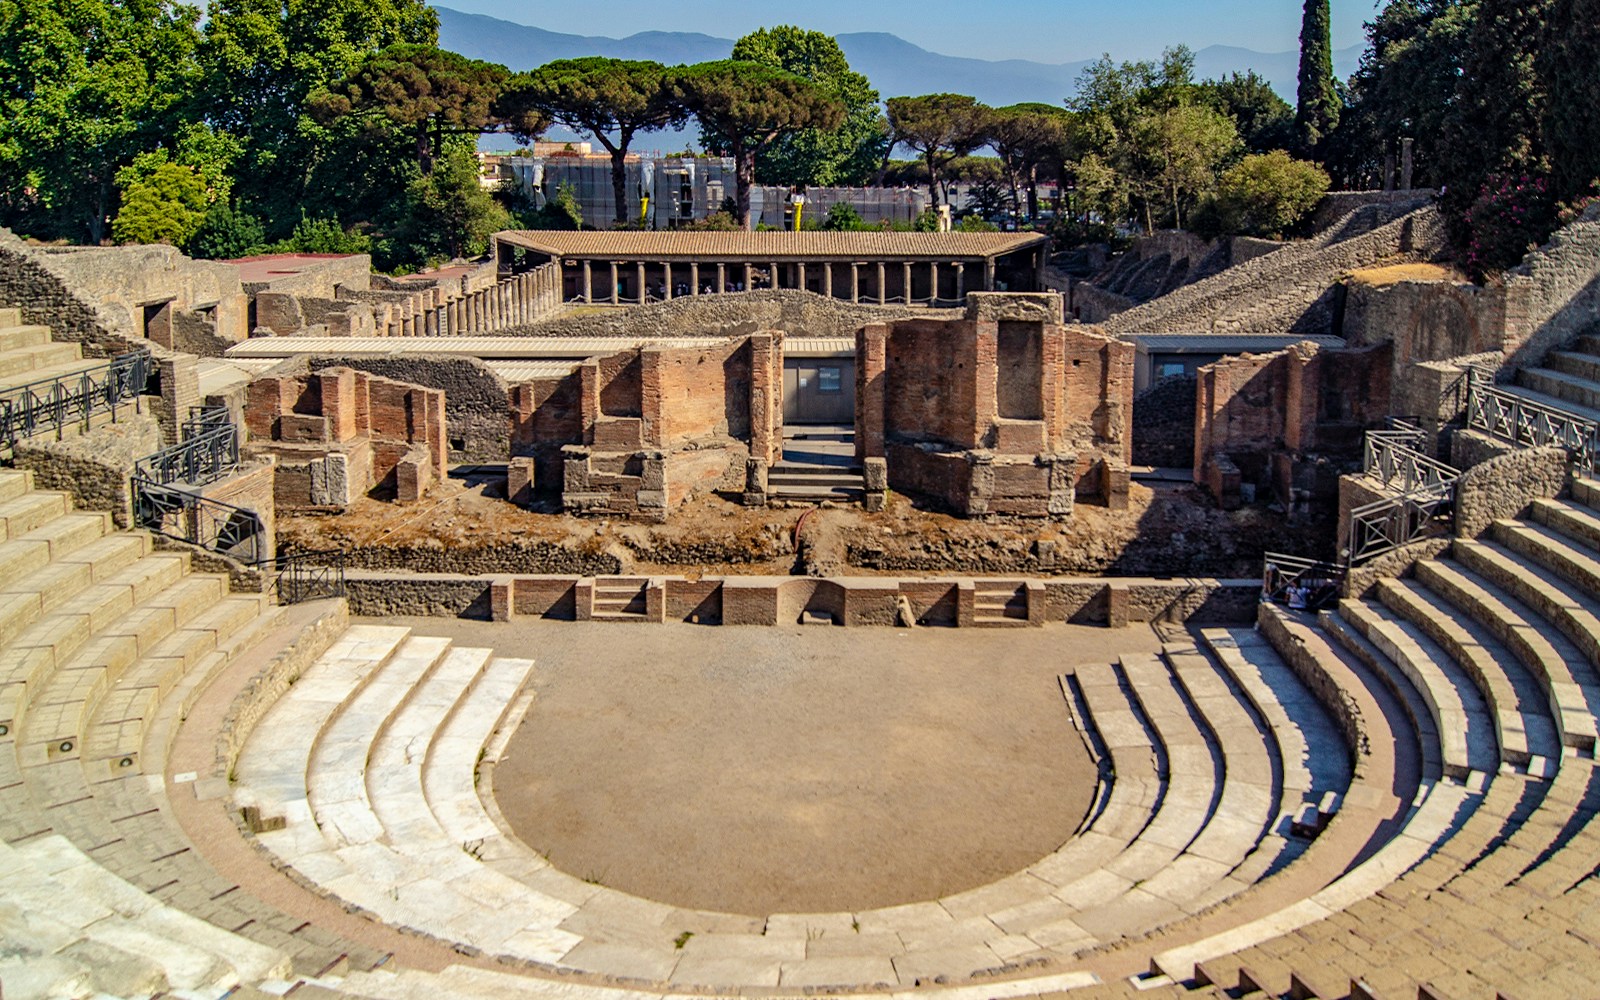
[0,467,399,997]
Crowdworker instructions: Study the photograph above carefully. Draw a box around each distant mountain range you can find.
[436,6,1364,149]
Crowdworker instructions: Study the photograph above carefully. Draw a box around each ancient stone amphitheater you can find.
[4,203,1600,1000]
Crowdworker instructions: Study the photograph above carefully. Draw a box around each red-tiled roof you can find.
[495,230,1046,262]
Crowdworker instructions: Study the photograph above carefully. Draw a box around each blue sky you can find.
[436,1,1380,62]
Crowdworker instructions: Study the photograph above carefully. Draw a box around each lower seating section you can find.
[0,468,392,998]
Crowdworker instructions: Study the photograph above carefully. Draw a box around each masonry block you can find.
[489,579,514,622]
[1106,583,1131,628]
[507,457,537,507]
[277,413,330,444]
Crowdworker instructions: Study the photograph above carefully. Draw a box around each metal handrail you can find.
[260,550,347,605]
[1345,490,1454,567]
[0,349,152,446]
[1262,552,1344,610]
[1362,434,1459,498]
[1466,372,1600,475]
[134,422,239,488]
[131,478,266,564]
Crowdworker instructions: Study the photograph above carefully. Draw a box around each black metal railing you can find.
[182,404,231,438]
[1262,552,1345,611]
[134,421,239,488]
[132,480,266,564]
[0,349,152,447]
[1465,367,1600,475]
[267,551,347,604]
[1345,491,1455,567]
[1362,428,1459,499]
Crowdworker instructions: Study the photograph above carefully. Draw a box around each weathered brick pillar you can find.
[578,360,602,445]
[743,458,768,507]
[507,457,537,507]
[971,318,999,446]
[157,354,200,445]
[856,324,888,463]
[863,457,888,512]
[748,332,778,464]
[490,579,515,621]
[318,368,358,443]
[639,349,664,448]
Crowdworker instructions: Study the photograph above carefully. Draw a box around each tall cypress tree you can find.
[1540,0,1600,201]
[1295,0,1341,155]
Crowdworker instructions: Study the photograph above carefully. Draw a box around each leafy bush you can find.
[1193,150,1330,238]
[186,202,267,259]
[111,163,209,246]
[821,202,868,231]
[1461,174,1559,281]
[954,214,999,232]
[269,216,372,255]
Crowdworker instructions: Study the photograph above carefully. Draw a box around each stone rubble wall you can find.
[1104,205,1448,337]
[514,288,959,341]
[13,415,165,528]
[1453,441,1569,538]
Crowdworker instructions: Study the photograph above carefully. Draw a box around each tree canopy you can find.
[727,26,888,187]
[886,93,990,208]
[498,58,682,224]
[1294,0,1340,154]
[678,60,844,226]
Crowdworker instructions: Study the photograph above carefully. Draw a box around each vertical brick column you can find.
[578,360,602,446]
[318,368,358,443]
[158,354,200,446]
[856,324,888,462]
[639,348,664,447]
[748,332,777,464]
[971,319,1000,447]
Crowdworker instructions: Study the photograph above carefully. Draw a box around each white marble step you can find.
[0,834,290,997]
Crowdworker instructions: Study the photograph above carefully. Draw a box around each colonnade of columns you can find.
[426,262,563,336]
[564,258,1004,306]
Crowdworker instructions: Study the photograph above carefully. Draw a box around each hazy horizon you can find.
[431,1,1379,65]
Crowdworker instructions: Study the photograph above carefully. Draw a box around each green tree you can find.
[1132,103,1240,231]
[1199,72,1296,153]
[311,43,522,174]
[985,104,1074,221]
[1295,0,1341,155]
[269,215,371,254]
[1540,0,1600,201]
[885,94,990,208]
[1197,151,1331,237]
[1324,0,1476,189]
[820,202,868,231]
[187,201,268,258]
[498,58,681,226]
[111,162,209,246]
[676,60,844,227]
[196,0,439,237]
[0,0,202,242]
[727,26,888,187]
[385,138,511,266]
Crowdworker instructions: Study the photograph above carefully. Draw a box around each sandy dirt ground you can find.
[373,617,1165,916]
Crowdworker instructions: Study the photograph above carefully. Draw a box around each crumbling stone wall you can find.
[1132,375,1197,469]
[13,415,164,528]
[517,288,957,340]
[1195,341,1391,513]
[859,293,1131,517]
[303,355,508,461]
[1503,203,1600,369]
[1454,442,1568,538]
[244,367,447,509]
[1308,191,1435,234]
[1104,206,1447,337]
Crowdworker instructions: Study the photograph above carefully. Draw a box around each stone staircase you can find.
[972,580,1029,626]
[1509,332,1600,419]
[767,461,867,503]
[589,576,650,620]
[0,307,134,456]
[0,467,404,998]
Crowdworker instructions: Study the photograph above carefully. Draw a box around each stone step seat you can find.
[1041,654,1224,943]
[15,571,230,765]
[1318,608,1444,784]
[1335,600,1499,781]
[0,551,193,736]
[0,321,52,353]
[1441,755,1597,892]
[1517,365,1600,412]
[0,488,71,543]
[0,532,151,646]
[1144,608,1431,985]
[0,833,292,997]
[0,340,86,381]
[1549,348,1600,386]
[1491,517,1600,626]
[1375,577,1562,771]
[1199,628,1354,835]
[1020,665,1163,896]
[1531,495,1600,552]
[0,467,32,503]
[1455,536,1600,680]
[238,629,599,970]
[1133,644,1283,915]
[1414,557,1600,754]
[0,510,115,581]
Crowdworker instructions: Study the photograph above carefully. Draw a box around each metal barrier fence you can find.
[1343,423,1462,569]
[0,349,152,446]
[131,480,266,564]
[133,422,239,488]
[1465,368,1600,475]
[267,551,347,605]
[1262,552,1345,611]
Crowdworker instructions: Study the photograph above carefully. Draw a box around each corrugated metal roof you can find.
[1125,334,1347,352]
[485,360,582,382]
[225,336,731,360]
[496,230,1046,262]
[783,337,855,357]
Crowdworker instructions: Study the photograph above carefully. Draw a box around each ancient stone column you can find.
[822,263,833,299]
[850,263,860,303]
[955,262,965,299]
[663,262,672,300]
[716,263,726,293]
[983,258,996,291]
[796,262,806,294]
[582,261,593,302]
[609,262,619,305]
[930,262,940,303]
[743,262,752,291]
[876,263,886,305]
[903,262,913,303]
[690,263,700,294]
